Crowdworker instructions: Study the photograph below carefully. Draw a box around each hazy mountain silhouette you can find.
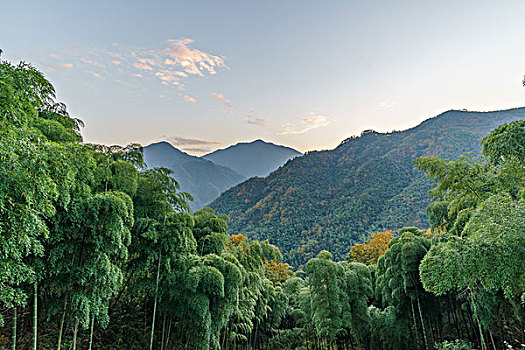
[143,142,245,210]
[202,139,301,178]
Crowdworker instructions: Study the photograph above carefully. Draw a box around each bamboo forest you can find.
[1,41,525,350]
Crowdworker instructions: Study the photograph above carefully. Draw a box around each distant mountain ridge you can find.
[143,140,302,211]
[202,139,302,178]
[143,142,245,210]
[209,108,525,267]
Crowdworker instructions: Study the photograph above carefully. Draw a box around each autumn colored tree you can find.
[347,230,394,265]
[264,260,293,285]
[230,233,247,247]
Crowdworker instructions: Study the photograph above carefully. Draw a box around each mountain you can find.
[143,142,245,210]
[202,139,302,178]
[210,108,525,267]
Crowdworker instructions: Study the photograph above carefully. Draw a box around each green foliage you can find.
[305,251,344,343]
[417,118,525,349]
[482,119,525,165]
[421,194,525,300]
[0,59,83,325]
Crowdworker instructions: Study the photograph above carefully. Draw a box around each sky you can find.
[2,1,525,155]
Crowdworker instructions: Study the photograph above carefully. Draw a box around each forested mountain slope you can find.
[210,108,525,266]
[202,139,302,178]
[143,141,245,210]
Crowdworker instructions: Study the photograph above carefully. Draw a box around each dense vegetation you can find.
[1,56,524,350]
[210,108,525,267]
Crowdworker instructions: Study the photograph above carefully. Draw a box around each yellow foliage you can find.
[347,230,394,265]
[264,259,293,284]
[230,233,247,246]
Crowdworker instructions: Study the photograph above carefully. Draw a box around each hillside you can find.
[202,139,302,178]
[143,142,246,210]
[210,108,525,266]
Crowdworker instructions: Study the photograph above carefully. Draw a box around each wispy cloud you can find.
[167,135,221,147]
[245,112,266,126]
[39,39,228,99]
[128,39,226,87]
[164,136,221,155]
[81,57,105,67]
[281,114,329,135]
[154,70,187,86]
[379,100,398,111]
[133,62,154,71]
[60,63,73,70]
[183,95,197,103]
[137,57,155,66]
[181,147,213,154]
[109,52,124,60]
[91,72,104,79]
[164,39,226,76]
[211,92,235,108]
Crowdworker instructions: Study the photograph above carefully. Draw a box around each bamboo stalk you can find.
[165,318,171,350]
[57,298,67,350]
[12,307,17,350]
[150,251,162,350]
[410,299,420,348]
[33,283,38,350]
[88,315,94,350]
[416,294,429,350]
[72,318,79,350]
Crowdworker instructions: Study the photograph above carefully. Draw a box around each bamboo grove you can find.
[1,57,524,350]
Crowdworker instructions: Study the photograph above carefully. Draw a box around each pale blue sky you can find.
[2,1,525,154]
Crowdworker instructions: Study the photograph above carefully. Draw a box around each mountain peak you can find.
[203,140,301,178]
[147,141,178,150]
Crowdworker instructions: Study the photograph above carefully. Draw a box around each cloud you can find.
[183,95,197,103]
[245,112,265,126]
[281,114,329,135]
[164,39,226,76]
[133,62,154,71]
[137,57,156,66]
[81,58,105,67]
[38,39,227,98]
[91,72,104,79]
[129,39,226,89]
[154,70,188,85]
[109,52,124,60]
[167,136,221,147]
[211,92,234,108]
[379,100,398,111]
[61,63,73,70]
[181,147,213,154]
